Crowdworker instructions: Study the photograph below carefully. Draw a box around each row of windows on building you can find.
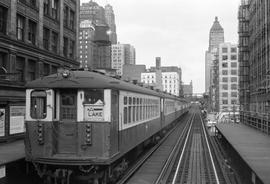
[142,75,178,79]
[222,77,238,82]
[0,51,58,82]
[221,70,238,75]
[0,5,75,59]
[222,55,237,60]
[221,99,238,105]
[18,0,76,30]
[222,47,237,53]
[222,92,238,97]
[221,84,238,90]
[123,96,160,124]
[222,62,237,68]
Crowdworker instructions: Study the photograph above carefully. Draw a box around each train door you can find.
[110,90,119,154]
[57,89,77,154]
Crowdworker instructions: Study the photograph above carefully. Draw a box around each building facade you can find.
[0,0,79,140]
[162,72,180,96]
[122,64,146,82]
[79,1,111,69]
[105,4,117,44]
[238,0,270,134]
[205,17,224,93]
[182,81,193,97]
[218,43,239,112]
[111,43,136,75]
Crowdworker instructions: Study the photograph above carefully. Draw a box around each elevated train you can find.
[24,69,190,183]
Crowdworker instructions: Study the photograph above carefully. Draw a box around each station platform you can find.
[0,140,25,165]
[215,123,270,184]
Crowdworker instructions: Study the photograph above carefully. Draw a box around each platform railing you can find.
[240,110,269,135]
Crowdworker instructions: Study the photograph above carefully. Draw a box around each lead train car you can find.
[24,70,189,183]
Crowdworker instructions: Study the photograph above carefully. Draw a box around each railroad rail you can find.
[122,106,238,184]
[117,111,193,184]
[163,109,220,184]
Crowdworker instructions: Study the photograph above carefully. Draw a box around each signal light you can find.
[37,123,44,145]
[85,124,92,145]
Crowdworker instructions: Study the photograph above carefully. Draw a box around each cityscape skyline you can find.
[81,0,239,93]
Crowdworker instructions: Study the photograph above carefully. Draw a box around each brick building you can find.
[0,0,79,140]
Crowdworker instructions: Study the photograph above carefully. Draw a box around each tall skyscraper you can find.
[208,17,224,52]
[105,4,117,44]
[79,1,111,69]
[205,17,224,94]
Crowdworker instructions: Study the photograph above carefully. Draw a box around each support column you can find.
[59,0,64,56]
[38,0,44,49]
[8,0,17,39]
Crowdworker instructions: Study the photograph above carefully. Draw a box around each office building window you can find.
[222,47,228,53]
[28,20,37,45]
[231,99,237,104]
[222,70,228,75]
[70,10,75,30]
[222,92,228,97]
[231,55,237,60]
[231,62,237,67]
[16,15,25,41]
[44,0,50,16]
[63,6,68,27]
[231,47,237,53]
[43,63,50,76]
[63,37,68,57]
[231,70,237,75]
[27,59,36,81]
[29,0,36,8]
[16,56,25,81]
[69,40,75,58]
[0,6,7,34]
[222,84,228,90]
[231,84,237,90]
[231,92,238,97]
[231,77,237,82]
[52,0,59,20]
[222,77,228,82]
[43,27,50,50]
[222,62,228,68]
[222,100,228,104]
[222,55,228,60]
[51,32,58,54]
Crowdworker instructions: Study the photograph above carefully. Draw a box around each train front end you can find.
[24,71,120,182]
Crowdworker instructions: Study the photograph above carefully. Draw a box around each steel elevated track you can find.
[120,106,231,184]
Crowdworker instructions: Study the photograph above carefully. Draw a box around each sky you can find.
[81,0,240,93]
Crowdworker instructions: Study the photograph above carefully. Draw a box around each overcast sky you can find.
[81,0,240,93]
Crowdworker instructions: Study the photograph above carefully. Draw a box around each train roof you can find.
[26,70,186,102]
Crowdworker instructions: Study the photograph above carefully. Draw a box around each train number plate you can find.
[84,105,104,121]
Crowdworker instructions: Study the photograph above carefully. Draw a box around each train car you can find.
[24,69,189,183]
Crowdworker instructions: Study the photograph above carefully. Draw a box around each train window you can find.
[133,105,136,122]
[124,96,127,105]
[124,107,127,124]
[84,89,103,104]
[30,91,47,119]
[128,106,131,123]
